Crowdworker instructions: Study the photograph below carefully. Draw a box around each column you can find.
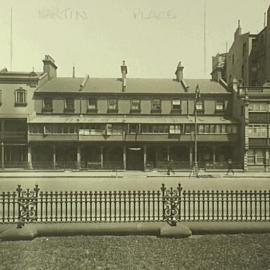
[167,145,170,162]
[53,144,56,169]
[189,144,193,168]
[155,147,158,168]
[212,144,216,167]
[265,149,269,172]
[77,144,81,170]
[1,142,4,170]
[143,144,147,171]
[123,145,126,170]
[27,144,33,169]
[100,146,104,169]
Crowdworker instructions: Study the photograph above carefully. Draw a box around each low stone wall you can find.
[1,222,270,241]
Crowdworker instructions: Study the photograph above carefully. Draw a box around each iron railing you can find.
[0,184,270,227]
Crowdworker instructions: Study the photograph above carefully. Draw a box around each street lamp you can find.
[191,84,200,177]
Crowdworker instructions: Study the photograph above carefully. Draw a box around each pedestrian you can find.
[226,158,234,175]
[167,159,175,176]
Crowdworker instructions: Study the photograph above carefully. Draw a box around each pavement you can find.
[0,169,269,192]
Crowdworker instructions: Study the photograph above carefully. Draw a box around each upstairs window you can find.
[151,99,161,113]
[88,98,97,112]
[42,98,53,112]
[64,98,75,112]
[130,99,141,112]
[129,124,140,134]
[215,101,225,112]
[195,100,204,113]
[107,99,118,113]
[171,99,181,112]
[249,102,268,112]
[169,125,182,134]
[15,88,27,106]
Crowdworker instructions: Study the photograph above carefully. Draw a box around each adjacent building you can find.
[213,5,270,87]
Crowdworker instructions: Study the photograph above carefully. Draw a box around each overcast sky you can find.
[0,0,269,79]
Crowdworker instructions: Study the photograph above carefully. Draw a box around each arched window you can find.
[15,88,27,106]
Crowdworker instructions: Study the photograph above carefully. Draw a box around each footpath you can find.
[0,169,269,179]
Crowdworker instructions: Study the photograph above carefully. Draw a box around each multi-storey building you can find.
[0,67,44,169]
[215,5,270,87]
[0,56,241,171]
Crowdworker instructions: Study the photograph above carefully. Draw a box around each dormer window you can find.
[87,98,97,113]
[195,101,204,113]
[42,98,53,112]
[215,101,225,112]
[171,99,181,113]
[64,98,75,113]
[130,99,140,113]
[15,88,27,106]
[107,99,118,113]
[151,99,161,113]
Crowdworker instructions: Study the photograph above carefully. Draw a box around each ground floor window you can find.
[248,149,265,165]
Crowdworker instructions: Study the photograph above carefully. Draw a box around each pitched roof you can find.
[36,77,229,95]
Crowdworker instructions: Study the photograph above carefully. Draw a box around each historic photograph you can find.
[0,0,270,269]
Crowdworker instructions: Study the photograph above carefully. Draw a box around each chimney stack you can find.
[175,61,184,82]
[43,55,57,80]
[121,60,127,92]
[234,20,242,40]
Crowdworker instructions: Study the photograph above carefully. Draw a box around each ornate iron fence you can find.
[0,184,270,227]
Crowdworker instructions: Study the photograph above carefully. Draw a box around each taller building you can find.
[214,5,270,87]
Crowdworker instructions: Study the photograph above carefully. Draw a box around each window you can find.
[0,90,2,105]
[151,99,161,113]
[130,99,141,112]
[195,101,204,112]
[88,98,97,112]
[29,125,43,134]
[249,149,266,165]
[169,125,182,134]
[215,101,224,112]
[42,98,53,112]
[141,124,169,134]
[243,42,247,57]
[249,102,268,112]
[129,124,140,134]
[248,125,267,137]
[107,99,118,112]
[15,88,27,106]
[171,99,181,112]
[64,98,75,112]
[184,124,194,134]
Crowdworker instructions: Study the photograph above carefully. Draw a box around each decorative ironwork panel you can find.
[16,185,39,227]
[161,184,182,226]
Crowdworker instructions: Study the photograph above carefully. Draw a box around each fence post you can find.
[16,185,40,228]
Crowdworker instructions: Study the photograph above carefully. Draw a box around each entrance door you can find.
[126,147,144,170]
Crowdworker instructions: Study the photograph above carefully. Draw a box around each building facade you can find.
[0,57,242,171]
[214,5,270,87]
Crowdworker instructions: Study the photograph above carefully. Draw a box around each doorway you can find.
[126,147,144,170]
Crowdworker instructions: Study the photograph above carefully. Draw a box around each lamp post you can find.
[192,84,200,177]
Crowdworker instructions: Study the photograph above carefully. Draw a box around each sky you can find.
[0,0,269,79]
